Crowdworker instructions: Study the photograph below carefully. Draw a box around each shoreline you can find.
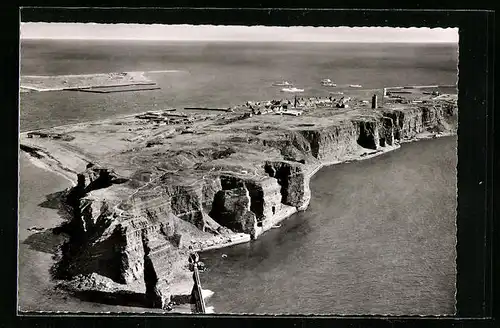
[19,106,216,135]
[18,92,457,312]
[18,150,77,187]
[18,153,75,313]
[18,131,457,313]
[194,233,251,253]
[164,132,456,313]
[19,132,456,257]
[166,132,457,256]
[20,109,180,134]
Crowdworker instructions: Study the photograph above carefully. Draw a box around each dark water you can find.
[200,137,457,315]
[19,40,458,314]
[20,40,458,131]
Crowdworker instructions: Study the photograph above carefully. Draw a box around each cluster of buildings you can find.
[240,95,356,116]
[135,111,194,126]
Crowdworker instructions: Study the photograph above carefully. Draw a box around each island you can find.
[19,86,458,311]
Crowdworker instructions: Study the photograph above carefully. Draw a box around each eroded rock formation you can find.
[264,161,310,210]
[210,186,256,236]
[28,93,457,309]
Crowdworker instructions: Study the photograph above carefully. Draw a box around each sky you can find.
[20,23,458,43]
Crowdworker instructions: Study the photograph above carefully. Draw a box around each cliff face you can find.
[354,120,380,150]
[383,108,423,140]
[210,186,257,236]
[382,103,457,141]
[52,96,457,306]
[264,161,310,210]
[379,117,395,147]
[290,123,361,161]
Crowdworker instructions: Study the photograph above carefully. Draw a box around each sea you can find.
[19,39,458,315]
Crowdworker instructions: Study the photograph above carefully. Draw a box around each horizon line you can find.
[20,23,458,43]
[20,37,458,44]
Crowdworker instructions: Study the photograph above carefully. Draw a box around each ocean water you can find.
[19,40,458,314]
[20,40,457,131]
[200,136,457,315]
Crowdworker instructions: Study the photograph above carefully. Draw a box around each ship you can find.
[349,84,363,88]
[321,78,337,87]
[272,81,293,87]
[281,87,304,93]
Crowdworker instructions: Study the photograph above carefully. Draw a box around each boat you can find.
[272,81,293,87]
[271,224,282,229]
[321,79,337,87]
[349,84,363,88]
[281,87,304,93]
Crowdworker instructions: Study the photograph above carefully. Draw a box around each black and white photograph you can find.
[18,19,459,315]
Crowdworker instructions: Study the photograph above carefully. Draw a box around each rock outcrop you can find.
[379,117,395,147]
[264,161,310,210]
[210,186,257,236]
[357,119,381,150]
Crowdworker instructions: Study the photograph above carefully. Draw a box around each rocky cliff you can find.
[26,94,457,309]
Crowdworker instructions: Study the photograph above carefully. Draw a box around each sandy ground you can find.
[18,152,73,312]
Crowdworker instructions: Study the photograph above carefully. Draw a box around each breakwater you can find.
[383,84,457,97]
